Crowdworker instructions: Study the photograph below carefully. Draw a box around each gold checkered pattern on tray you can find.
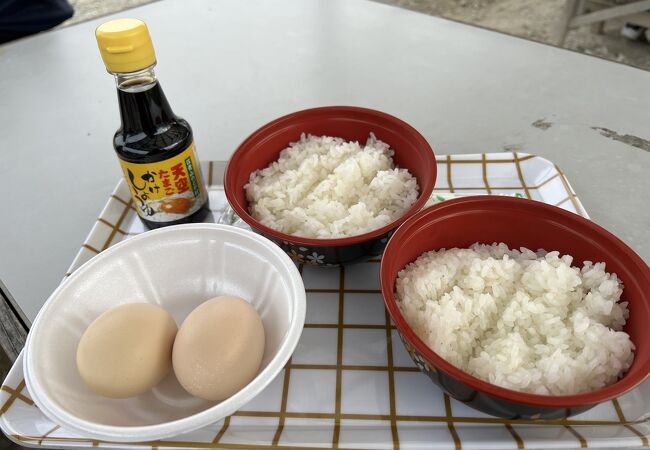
[2,153,648,450]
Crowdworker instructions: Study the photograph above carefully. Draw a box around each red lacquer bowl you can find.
[381,196,650,419]
[224,106,436,266]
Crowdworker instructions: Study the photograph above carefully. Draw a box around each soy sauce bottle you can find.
[96,18,209,229]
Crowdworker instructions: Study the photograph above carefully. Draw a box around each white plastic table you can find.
[1,0,649,323]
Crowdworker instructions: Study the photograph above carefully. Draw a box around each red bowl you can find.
[381,196,650,419]
[224,106,436,266]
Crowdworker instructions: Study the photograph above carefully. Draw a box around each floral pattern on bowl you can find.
[258,232,392,266]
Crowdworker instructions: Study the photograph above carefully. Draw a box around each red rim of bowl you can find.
[224,106,437,247]
[380,196,650,408]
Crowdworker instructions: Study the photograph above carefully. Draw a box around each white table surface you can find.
[1,0,649,323]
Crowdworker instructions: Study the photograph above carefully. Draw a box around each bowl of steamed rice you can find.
[380,196,650,419]
[224,106,436,266]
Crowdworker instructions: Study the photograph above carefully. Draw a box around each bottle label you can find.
[119,142,208,222]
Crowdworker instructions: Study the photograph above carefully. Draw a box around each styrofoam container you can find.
[23,224,306,442]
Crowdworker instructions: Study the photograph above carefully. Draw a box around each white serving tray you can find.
[2,153,648,449]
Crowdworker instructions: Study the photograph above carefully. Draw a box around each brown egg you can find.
[172,296,265,401]
[76,303,177,398]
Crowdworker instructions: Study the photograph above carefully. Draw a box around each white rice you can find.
[396,243,634,395]
[245,134,419,239]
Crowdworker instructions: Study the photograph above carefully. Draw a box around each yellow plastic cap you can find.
[95,18,156,73]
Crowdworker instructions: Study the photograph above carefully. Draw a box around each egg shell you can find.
[76,303,178,398]
[172,296,265,401]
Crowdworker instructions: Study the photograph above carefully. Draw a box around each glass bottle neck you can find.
[114,66,158,92]
[114,65,176,134]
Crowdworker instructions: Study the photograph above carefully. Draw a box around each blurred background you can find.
[59,0,650,71]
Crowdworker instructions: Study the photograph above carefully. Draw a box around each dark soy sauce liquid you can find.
[113,79,209,229]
